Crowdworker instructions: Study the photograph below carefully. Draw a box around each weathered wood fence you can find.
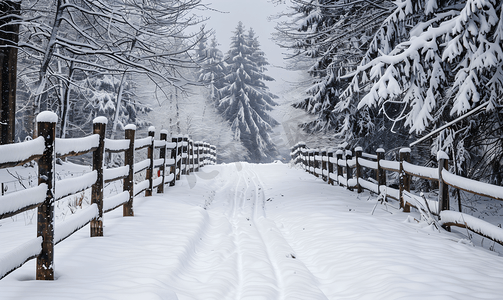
[0,111,216,280]
[290,142,503,247]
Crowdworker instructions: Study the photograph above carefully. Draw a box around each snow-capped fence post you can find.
[399,148,411,212]
[314,149,320,178]
[438,151,450,216]
[195,142,201,172]
[176,136,183,179]
[355,147,363,193]
[327,150,334,185]
[346,150,353,191]
[376,148,386,194]
[182,136,188,175]
[170,135,178,186]
[157,130,168,194]
[321,149,327,182]
[90,117,106,237]
[210,145,216,164]
[336,150,343,186]
[123,125,135,217]
[189,139,194,173]
[36,111,57,280]
[145,127,155,197]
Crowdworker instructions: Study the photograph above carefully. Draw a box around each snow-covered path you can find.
[1,162,503,299]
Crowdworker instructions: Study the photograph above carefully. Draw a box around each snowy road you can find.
[1,162,503,299]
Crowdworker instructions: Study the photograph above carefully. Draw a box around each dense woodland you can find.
[2,0,503,179]
[273,0,503,184]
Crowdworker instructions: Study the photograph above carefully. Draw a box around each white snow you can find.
[399,147,411,153]
[0,184,48,217]
[55,204,98,244]
[55,171,97,200]
[134,159,150,174]
[103,191,130,212]
[134,137,153,150]
[36,111,58,123]
[124,124,136,131]
[104,166,129,182]
[93,116,108,124]
[134,179,149,196]
[2,163,503,299]
[402,161,439,180]
[55,134,100,157]
[437,150,449,161]
[0,136,45,165]
[0,237,42,279]
[379,159,400,171]
[440,210,503,244]
[166,142,177,149]
[359,178,379,193]
[442,169,503,200]
[104,138,130,152]
[148,126,155,133]
[358,157,378,170]
[154,140,166,148]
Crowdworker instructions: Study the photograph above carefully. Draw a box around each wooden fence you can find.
[0,111,216,280]
[290,142,503,247]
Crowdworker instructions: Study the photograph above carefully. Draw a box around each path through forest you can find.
[1,163,503,299]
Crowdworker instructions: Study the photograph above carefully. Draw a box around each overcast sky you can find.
[198,0,297,95]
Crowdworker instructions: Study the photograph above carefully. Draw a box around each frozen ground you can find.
[1,162,503,299]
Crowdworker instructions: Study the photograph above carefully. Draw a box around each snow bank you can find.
[104,138,130,152]
[402,161,438,180]
[55,171,97,200]
[442,169,503,200]
[441,210,503,244]
[0,184,48,217]
[56,134,100,157]
[0,136,45,165]
[0,237,42,279]
[55,204,98,244]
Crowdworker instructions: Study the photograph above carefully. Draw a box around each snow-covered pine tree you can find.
[274,0,394,146]
[341,0,503,183]
[218,22,279,162]
[198,36,227,102]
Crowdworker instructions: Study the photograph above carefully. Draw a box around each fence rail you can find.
[0,111,216,280]
[290,142,503,247]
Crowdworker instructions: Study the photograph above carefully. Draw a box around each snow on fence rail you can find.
[291,143,503,248]
[0,111,217,281]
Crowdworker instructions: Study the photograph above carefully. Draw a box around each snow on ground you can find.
[1,162,503,299]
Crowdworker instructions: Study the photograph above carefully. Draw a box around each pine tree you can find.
[218,22,279,162]
[198,36,227,102]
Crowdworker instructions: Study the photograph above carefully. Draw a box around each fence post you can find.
[182,136,188,175]
[438,150,450,215]
[90,117,106,237]
[346,150,353,191]
[376,148,386,195]
[176,135,183,179]
[123,125,135,217]
[189,139,194,173]
[314,149,320,178]
[145,127,155,197]
[355,147,363,193]
[399,148,411,212]
[158,130,168,193]
[321,149,327,182]
[36,111,57,280]
[170,135,178,186]
[327,150,334,185]
[336,150,343,186]
[210,145,216,164]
